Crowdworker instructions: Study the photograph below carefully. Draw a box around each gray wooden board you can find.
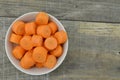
[0,17,120,80]
[1,0,120,22]
[1,0,120,79]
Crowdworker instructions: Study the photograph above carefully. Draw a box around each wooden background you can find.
[1,0,120,80]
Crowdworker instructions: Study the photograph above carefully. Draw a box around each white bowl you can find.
[5,12,68,75]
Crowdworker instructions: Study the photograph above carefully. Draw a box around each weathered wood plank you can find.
[1,17,120,80]
[1,0,120,22]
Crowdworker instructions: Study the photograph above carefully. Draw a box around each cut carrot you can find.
[20,36,33,50]
[10,12,66,69]
[32,47,48,63]
[31,35,43,47]
[44,55,57,69]
[12,21,25,35]
[12,46,26,59]
[25,22,36,35]
[20,51,35,69]
[54,30,67,44]
[10,33,22,44]
[50,45,63,57]
[44,37,57,50]
[37,25,51,38]
[35,63,43,68]
[48,21,58,34]
[35,12,49,25]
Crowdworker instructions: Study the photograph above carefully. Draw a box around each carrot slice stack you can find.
[20,36,33,50]
[12,21,25,35]
[10,33,22,44]
[44,37,57,50]
[54,30,67,44]
[44,55,57,69]
[20,51,35,69]
[35,12,49,25]
[37,25,51,38]
[32,47,48,63]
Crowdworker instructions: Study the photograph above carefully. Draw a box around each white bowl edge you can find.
[5,12,68,75]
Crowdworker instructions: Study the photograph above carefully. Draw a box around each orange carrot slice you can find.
[31,35,43,47]
[44,36,57,50]
[35,12,49,25]
[50,45,63,57]
[20,51,35,69]
[12,46,26,59]
[10,33,22,44]
[12,21,25,35]
[54,30,67,44]
[32,47,48,63]
[48,21,58,34]
[44,55,57,69]
[35,63,43,68]
[25,22,36,35]
[20,36,33,50]
[37,25,51,38]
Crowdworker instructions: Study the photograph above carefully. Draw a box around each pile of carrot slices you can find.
[9,12,68,69]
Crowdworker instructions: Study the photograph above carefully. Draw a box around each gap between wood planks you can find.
[1,16,120,24]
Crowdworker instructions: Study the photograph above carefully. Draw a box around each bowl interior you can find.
[5,12,68,75]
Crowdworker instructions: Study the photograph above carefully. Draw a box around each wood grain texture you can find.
[1,0,120,22]
[0,17,120,80]
[1,0,120,80]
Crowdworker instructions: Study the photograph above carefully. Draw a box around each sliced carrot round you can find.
[44,55,57,69]
[31,35,43,47]
[25,22,36,35]
[44,37,57,50]
[48,21,58,34]
[12,21,25,35]
[20,51,35,69]
[54,30,67,44]
[12,46,26,59]
[37,25,51,38]
[35,63,43,68]
[10,33,22,44]
[20,36,33,50]
[32,47,48,63]
[50,45,63,57]
[35,12,49,25]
